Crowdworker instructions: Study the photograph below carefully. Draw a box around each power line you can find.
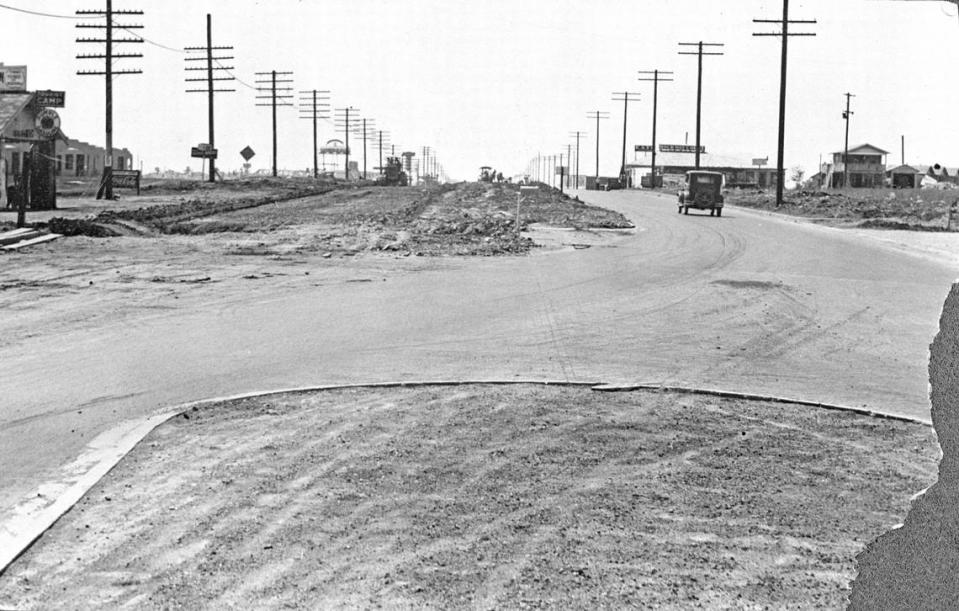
[0,2,98,19]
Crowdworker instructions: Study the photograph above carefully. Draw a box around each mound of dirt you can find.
[38,180,632,257]
[727,189,959,231]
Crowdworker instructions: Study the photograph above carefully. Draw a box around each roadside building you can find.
[55,138,133,178]
[626,148,778,190]
[0,89,62,209]
[823,143,888,188]
[887,164,924,189]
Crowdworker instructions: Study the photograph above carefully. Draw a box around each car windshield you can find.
[694,175,717,184]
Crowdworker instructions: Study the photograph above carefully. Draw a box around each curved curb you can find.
[0,378,931,575]
[591,383,931,426]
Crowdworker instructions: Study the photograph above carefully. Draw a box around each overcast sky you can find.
[3,0,958,180]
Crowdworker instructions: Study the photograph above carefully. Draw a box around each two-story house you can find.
[824,143,889,188]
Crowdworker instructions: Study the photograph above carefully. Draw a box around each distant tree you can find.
[790,166,805,187]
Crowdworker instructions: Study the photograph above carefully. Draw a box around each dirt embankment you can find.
[34,180,632,257]
[727,188,959,231]
[0,385,936,609]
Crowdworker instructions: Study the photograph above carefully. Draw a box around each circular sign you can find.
[35,108,60,138]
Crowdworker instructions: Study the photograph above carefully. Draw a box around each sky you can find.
[2,0,958,181]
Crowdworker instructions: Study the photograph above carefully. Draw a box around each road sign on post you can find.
[240,145,255,161]
[191,146,218,159]
[752,157,768,167]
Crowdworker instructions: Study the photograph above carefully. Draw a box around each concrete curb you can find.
[0,378,931,575]
[591,383,931,426]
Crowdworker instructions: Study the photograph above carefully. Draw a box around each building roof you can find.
[628,151,773,170]
[0,92,34,133]
[887,164,922,174]
[831,143,889,156]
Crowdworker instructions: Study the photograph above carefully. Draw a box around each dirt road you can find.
[0,385,938,609]
[2,185,956,536]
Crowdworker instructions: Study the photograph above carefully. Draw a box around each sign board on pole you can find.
[554,166,568,175]
[0,65,27,92]
[319,146,348,155]
[752,157,768,167]
[191,147,218,159]
[660,144,705,154]
[34,90,65,108]
[634,145,654,153]
[240,145,255,161]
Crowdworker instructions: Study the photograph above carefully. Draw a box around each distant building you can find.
[823,143,888,188]
[887,164,924,189]
[55,138,134,178]
[626,149,778,190]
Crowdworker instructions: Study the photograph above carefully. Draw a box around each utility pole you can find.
[334,107,359,180]
[184,14,234,183]
[842,92,855,188]
[375,130,391,175]
[678,41,724,169]
[637,70,674,189]
[353,118,375,179]
[255,70,294,177]
[569,131,586,189]
[566,143,572,189]
[298,89,330,179]
[559,153,565,194]
[586,111,610,180]
[611,92,641,184]
[754,0,816,206]
[76,0,143,200]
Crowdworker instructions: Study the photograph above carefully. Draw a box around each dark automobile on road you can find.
[678,170,725,217]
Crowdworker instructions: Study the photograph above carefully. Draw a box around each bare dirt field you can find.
[726,188,959,231]
[0,179,629,349]
[0,385,937,609]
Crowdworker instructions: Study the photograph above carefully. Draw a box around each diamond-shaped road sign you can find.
[240,146,255,161]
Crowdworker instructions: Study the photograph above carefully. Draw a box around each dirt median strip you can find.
[0,385,937,609]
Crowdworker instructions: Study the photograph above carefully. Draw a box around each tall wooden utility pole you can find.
[569,130,586,189]
[334,107,360,180]
[76,0,143,200]
[754,0,816,206]
[678,41,724,169]
[354,119,375,179]
[586,111,610,180]
[611,91,641,185]
[185,14,235,183]
[637,70,674,189]
[255,70,293,177]
[298,89,330,178]
[842,93,855,188]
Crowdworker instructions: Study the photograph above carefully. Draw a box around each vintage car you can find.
[678,170,725,216]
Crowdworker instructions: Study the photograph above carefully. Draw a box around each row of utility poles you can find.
[75,4,438,194]
[524,0,816,204]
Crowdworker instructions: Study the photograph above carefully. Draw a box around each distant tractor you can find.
[678,170,725,216]
[376,156,408,186]
[479,166,494,182]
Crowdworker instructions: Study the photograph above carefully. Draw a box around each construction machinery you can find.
[376,156,408,186]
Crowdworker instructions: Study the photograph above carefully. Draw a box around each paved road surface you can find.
[2,189,957,526]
